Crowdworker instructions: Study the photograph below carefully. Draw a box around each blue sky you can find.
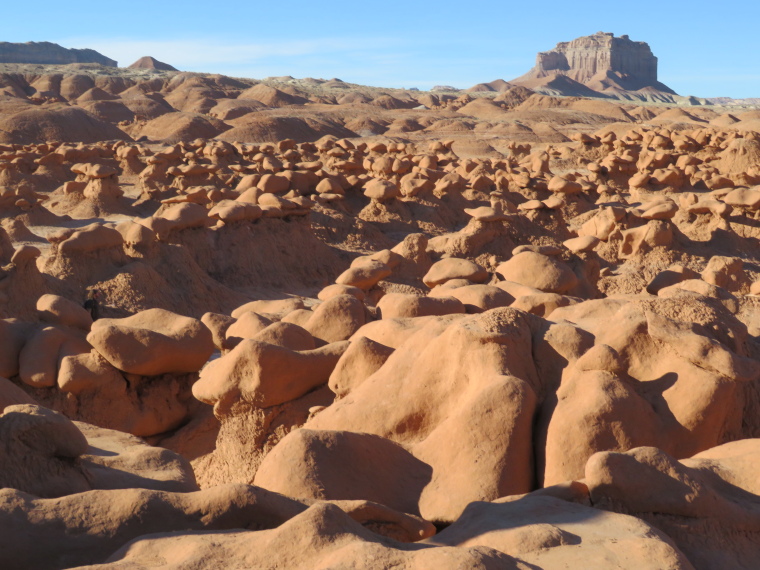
[3,0,759,98]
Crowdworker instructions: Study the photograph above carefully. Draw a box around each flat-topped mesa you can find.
[511,32,677,100]
[0,41,117,67]
[536,32,658,87]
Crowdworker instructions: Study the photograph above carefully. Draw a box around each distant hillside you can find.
[0,41,117,67]
[707,97,760,106]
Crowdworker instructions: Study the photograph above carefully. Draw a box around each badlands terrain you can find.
[2,34,760,569]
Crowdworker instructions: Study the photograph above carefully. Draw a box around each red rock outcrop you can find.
[510,32,677,101]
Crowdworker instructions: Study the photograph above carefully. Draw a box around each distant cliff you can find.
[0,42,117,67]
[509,32,677,102]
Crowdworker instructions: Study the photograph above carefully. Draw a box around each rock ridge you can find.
[0,41,117,67]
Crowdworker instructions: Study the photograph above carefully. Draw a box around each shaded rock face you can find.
[0,42,117,67]
[535,32,658,88]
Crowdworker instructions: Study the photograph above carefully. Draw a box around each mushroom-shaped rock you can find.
[115,220,156,247]
[335,260,392,290]
[496,252,578,294]
[304,295,366,343]
[544,193,569,212]
[72,162,123,200]
[10,245,40,267]
[193,339,349,413]
[547,175,583,194]
[87,308,214,376]
[363,178,400,201]
[423,258,488,288]
[208,200,262,223]
[686,199,732,218]
[315,177,345,195]
[36,294,93,330]
[351,249,403,270]
[463,206,507,222]
[563,235,600,253]
[145,203,210,238]
[57,351,125,395]
[58,224,123,254]
[639,200,678,220]
[722,187,760,210]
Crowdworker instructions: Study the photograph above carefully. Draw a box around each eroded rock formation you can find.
[510,32,677,101]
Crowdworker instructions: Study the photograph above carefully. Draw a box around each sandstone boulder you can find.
[87,309,214,376]
[193,339,349,413]
[36,294,93,330]
[423,258,488,288]
[496,252,578,294]
[377,293,465,319]
[254,429,432,515]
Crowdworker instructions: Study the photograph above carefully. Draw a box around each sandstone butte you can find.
[0,32,759,570]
